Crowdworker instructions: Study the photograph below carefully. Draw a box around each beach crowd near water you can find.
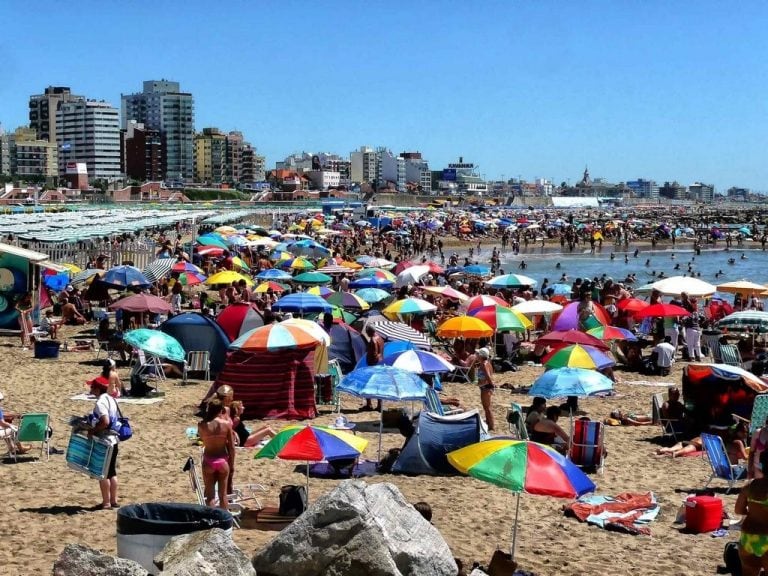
[6,203,768,575]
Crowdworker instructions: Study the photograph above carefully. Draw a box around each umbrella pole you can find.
[511,492,521,561]
[306,460,310,502]
[378,401,384,462]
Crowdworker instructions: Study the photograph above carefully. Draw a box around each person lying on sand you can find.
[609,410,653,426]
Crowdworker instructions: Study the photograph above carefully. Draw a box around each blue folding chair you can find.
[423,388,461,416]
[701,433,746,494]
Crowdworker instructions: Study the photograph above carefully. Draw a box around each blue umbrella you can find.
[273,293,332,314]
[548,283,573,296]
[463,264,490,276]
[290,239,331,258]
[256,268,292,281]
[123,328,185,362]
[382,349,455,374]
[355,288,392,303]
[101,265,151,289]
[529,367,614,399]
[338,365,428,459]
[355,341,416,369]
[349,277,394,289]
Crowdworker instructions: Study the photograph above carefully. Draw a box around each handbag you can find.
[111,399,133,442]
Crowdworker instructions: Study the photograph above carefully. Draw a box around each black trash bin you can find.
[116,503,233,574]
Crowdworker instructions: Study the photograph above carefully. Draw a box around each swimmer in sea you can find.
[742,253,748,259]
[624,255,629,264]
[728,258,736,265]
[633,249,639,258]
[555,262,561,269]
[645,259,651,267]
[610,253,615,260]
[650,270,656,277]
[674,263,680,270]
[671,253,676,260]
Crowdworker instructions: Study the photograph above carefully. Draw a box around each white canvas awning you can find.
[0,242,49,262]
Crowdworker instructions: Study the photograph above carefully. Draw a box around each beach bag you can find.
[279,485,307,517]
[724,541,741,575]
[111,401,133,442]
[487,549,517,576]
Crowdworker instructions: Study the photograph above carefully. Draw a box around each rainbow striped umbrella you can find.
[542,344,614,370]
[285,257,315,271]
[256,425,368,499]
[448,439,595,560]
[307,285,334,297]
[172,261,204,274]
[230,323,322,352]
[325,291,370,311]
[382,297,437,319]
[586,325,637,341]
[356,268,397,281]
[464,294,510,312]
[177,271,207,286]
[254,281,287,293]
[468,305,532,332]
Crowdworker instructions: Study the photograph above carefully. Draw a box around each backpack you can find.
[278,485,308,517]
[723,541,741,575]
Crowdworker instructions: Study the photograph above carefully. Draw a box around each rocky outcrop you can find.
[53,544,149,576]
[153,528,256,575]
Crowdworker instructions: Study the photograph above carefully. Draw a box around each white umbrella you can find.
[511,300,564,316]
[395,265,431,288]
[651,276,716,297]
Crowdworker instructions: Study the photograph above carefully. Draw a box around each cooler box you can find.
[685,495,723,533]
[34,340,60,359]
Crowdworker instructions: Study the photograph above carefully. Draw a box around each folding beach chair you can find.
[13,413,51,462]
[749,394,768,437]
[506,402,529,440]
[701,333,723,362]
[652,392,684,441]
[95,340,117,361]
[182,351,211,384]
[132,349,166,381]
[701,433,746,494]
[719,344,746,369]
[315,359,341,412]
[423,388,461,416]
[568,418,606,474]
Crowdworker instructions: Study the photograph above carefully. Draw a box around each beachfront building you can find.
[305,169,341,190]
[28,86,84,144]
[626,178,659,200]
[121,80,195,183]
[350,146,379,186]
[240,144,265,185]
[436,158,488,196]
[122,121,163,182]
[0,126,12,176]
[401,152,432,194]
[688,182,715,203]
[659,181,686,200]
[56,99,121,180]
[377,148,406,192]
[6,127,59,182]
[194,128,228,184]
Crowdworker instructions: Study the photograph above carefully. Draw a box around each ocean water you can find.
[490,246,768,293]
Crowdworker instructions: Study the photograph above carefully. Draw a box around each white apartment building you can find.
[56,99,121,179]
[305,169,341,190]
[350,146,378,184]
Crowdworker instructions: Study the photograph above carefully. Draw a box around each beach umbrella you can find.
[617,298,649,313]
[142,258,176,283]
[421,285,469,302]
[634,303,690,319]
[214,225,238,235]
[717,311,768,333]
[324,291,370,311]
[197,246,225,257]
[289,240,330,259]
[284,257,315,271]
[361,257,394,269]
[307,285,334,297]
[255,425,367,499]
[716,280,767,295]
[464,295,509,312]
[349,276,395,290]
[463,264,491,276]
[529,367,614,398]
[316,265,352,275]
[172,261,204,274]
[123,328,185,362]
[547,283,573,297]
[354,288,392,304]
[205,270,254,287]
[254,281,287,293]
[395,265,431,288]
[586,325,637,341]
[551,301,610,331]
[216,303,264,340]
[256,268,292,281]
[651,276,716,297]
[542,344,615,370]
[230,323,322,352]
[356,268,397,281]
[280,318,331,346]
[59,262,82,275]
[511,300,563,316]
[323,305,358,324]
[468,305,532,332]
[368,320,432,349]
[381,349,455,374]
[196,234,228,248]
[71,268,105,285]
[436,315,494,339]
[486,274,538,289]
[448,439,595,561]
[231,256,250,271]
[338,365,428,459]
[293,271,333,285]
[393,260,417,274]
[273,293,332,314]
[101,265,151,289]
[110,293,171,314]
[340,260,363,270]
[177,271,207,286]
[382,297,437,319]
[536,329,610,351]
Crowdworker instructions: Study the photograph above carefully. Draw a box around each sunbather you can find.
[530,406,569,452]
[656,437,702,457]
[0,391,29,454]
[610,410,654,426]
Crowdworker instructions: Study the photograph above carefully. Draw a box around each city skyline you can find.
[1,1,767,191]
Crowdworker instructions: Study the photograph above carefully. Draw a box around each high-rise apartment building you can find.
[0,126,10,175]
[194,127,227,184]
[56,99,121,179]
[350,146,379,185]
[122,121,163,182]
[240,144,265,184]
[121,80,195,182]
[626,178,659,200]
[28,86,84,144]
[7,127,59,181]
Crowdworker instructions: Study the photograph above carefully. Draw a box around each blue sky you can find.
[1,1,767,191]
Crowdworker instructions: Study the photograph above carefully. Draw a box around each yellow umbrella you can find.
[340,261,363,270]
[205,271,254,286]
[215,225,238,235]
[232,256,250,271]
[61,263,82,274]
[436,315,494,339]
[716,280,767,295]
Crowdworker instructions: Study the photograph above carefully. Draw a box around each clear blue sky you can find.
[1,1,767,191]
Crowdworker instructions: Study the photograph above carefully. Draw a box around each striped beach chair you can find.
[750,394,768,437]
[568,418,605,474]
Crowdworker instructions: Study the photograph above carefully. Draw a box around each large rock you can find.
[252,480,457,576]
[53,544,149,576]
[153,528,256,575]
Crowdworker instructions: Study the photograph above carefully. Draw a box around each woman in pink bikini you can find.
[198,399,234,510]
[750,415,768,479]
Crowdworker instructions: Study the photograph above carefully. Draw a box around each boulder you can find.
[469,569,490,576]
[153,528,256,576]
[252,480,457,576]
[53,544,149,576]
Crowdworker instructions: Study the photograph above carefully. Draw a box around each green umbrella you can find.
[316,306,357,324]
[123,329,185,362]
[293,272,333,285]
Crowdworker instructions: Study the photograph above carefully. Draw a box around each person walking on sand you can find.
[362,325,383,412]
[86,378,120,509]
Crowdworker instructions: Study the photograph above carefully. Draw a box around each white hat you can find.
[477,347,490,359]
[0,390,4,402]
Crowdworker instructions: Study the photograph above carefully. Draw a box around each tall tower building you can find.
[28,86,84,143]
[121,80,195,182]
[56,99,121,179]
[193,127,227,184]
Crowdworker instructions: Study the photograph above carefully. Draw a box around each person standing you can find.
[86,378,120,509]
[198,399,234,510]
[736,449,768,575]
[471,347,496,431]
[363,325,383,411]
[681,293,703,362]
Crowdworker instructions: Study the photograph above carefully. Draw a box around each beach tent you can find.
[216,302,265,341]
[392,410,482,475]
[160,313,230,376]
[328,323,366,374]
[682,363,768,430]
[214,348,317,420]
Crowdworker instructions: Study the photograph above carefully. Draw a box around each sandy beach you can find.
[0,325,734,576]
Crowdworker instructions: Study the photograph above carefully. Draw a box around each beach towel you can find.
[565,492,659,535]
[69,393,163,405]
[624,380,676,388]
